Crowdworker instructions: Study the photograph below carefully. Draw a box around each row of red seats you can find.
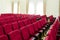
[0,17,48,40]
[45,19,59,40]
[0,17,39,35]
[1,14,41,19]
[0,14,41,40]
[0,14,55,40]
[56,21,60,40]
[0,15,39,25]
[0,14,41,35]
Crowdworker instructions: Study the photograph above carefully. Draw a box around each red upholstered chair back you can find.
[8,30,22,40]
[20,27,30,40]
[0,35,8,40]
[0,26,4,36]
[2,24,13,34]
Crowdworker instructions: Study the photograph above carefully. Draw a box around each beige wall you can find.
[0,0,12,13]
[46,0,59,17]
[0,0,59,16]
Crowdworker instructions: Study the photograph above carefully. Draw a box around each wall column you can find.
[43,0,46,15]
[17,0,20,13]
[12,0,14,13]
[26,0,29,14]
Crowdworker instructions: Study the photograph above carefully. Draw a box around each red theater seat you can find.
[2,24,13,34]
[0,35,8,40]
[49,15,54,23]
[23,19,31,26]
[4,16,16,23]
[38,20,42,29]
[20,27,30,40]
[8,30,22,40]
[12,22,19,30]
[27,24,35,36]
[45,19,59,40]
[27,24,39,37]
[33,22,39,32]
[31,18,37,23]
[0,26,4,36]
[18,20,25,28]
[0,18,7,25]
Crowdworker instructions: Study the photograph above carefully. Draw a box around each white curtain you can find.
[28,0,44,15]
[28,2,35,14]
[13,3,18,13]
[36,0,43,15]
